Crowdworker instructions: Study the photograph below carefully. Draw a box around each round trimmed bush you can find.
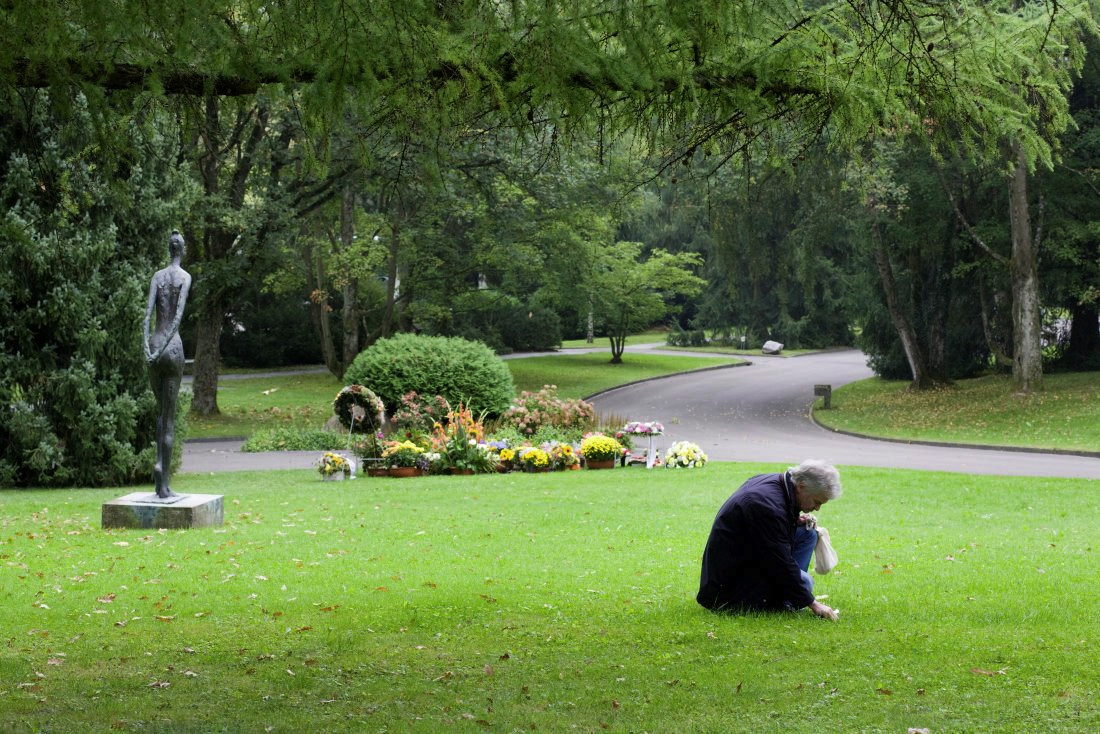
[345,334,515,417]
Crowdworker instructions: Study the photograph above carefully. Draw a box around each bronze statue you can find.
[143,230,192,499]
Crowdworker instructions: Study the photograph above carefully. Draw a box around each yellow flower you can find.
[580,434,622,461]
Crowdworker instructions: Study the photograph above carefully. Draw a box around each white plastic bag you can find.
[814,526,838,574]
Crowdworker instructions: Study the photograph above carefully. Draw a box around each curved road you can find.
[182,348,1100,479]
[588,349,1100,479]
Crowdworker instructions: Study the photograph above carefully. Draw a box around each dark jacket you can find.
[696,472,815,611]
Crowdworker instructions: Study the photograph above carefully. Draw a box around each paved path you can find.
[182,347,1100,479]
[587,349,1100,479]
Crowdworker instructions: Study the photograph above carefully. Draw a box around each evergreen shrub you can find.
[0,90,191,487]
[344,333,515,417]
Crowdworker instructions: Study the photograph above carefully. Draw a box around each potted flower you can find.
[381,440,427,477]
[497,447,516,472]
[317,451,351,481]
[580,434,622,469]
[353,431,388,476]
[518,447,550,472]
[622,421,664,468]
[547,442,580,470]
[622,420,664,437]
[431,401,494,474]
[664,441,708,468]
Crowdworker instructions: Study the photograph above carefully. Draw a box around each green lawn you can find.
[187,372,344,439]
[814,371,1100,454]
[2,465,1096,731]
[508,352,739,399]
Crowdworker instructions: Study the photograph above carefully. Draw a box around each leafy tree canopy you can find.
[2,1,1093,170]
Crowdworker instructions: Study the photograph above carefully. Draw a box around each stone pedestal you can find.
[101,492,224,530]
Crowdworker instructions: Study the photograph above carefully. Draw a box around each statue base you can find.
[101,492,224,530]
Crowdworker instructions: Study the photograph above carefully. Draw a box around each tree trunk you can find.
[1008,145,1043,392]
[303,234,341,378]
[586,297,594,344]
[339,186,360,375]
[978,281,1014,371]
[188,96,270,415]
[870,219,936,389]
[609,334,625,363]
[190,300,223,415]
[380,225,400,339]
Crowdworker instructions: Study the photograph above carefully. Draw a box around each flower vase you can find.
[645,436,657,469]
[448,467,475,475]
[389,466,422,478]
[322,472,345,482]
[586,459,615,470]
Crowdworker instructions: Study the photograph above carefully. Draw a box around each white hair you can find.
[788,459,842,500]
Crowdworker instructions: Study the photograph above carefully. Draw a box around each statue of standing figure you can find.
[143,230,192,499]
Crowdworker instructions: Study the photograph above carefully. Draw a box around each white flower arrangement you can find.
[622,420,664,436]
[664,441,708,468]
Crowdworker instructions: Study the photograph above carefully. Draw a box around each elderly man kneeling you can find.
[697,459,842,620]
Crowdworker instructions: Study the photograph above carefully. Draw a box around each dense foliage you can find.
[0,91,190,486]
[344,334,515,417]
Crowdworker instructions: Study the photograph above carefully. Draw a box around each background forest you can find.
[2,1,1098,486]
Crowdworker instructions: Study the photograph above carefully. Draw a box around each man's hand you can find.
[809,601,839,621]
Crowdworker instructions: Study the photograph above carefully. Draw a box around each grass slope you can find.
[508,352,738,399]
[2,465,1096,732]
[815,372,1100,454]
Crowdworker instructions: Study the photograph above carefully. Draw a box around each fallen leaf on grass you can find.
[876,688,893,695]
[970,668,1006,677]
[148,680,170,689]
